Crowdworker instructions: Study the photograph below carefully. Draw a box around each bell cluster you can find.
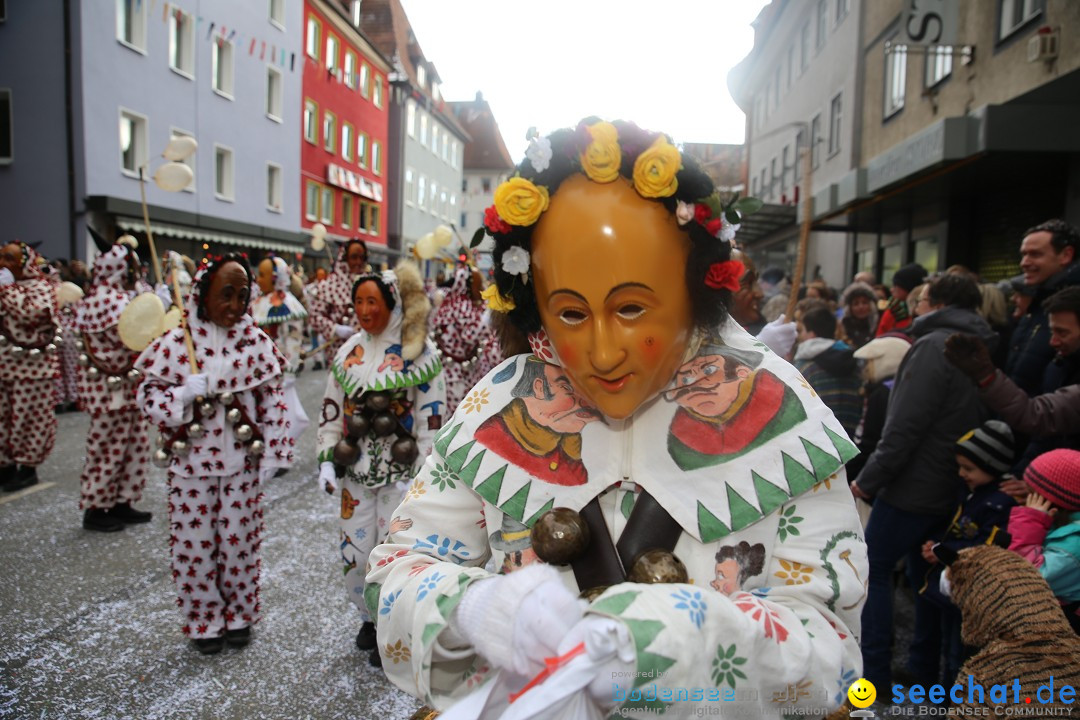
[433,342,481,371]
[0,326,64,358]
[152,390,265,468]
[75,338,142,391]
[332,389,419,477]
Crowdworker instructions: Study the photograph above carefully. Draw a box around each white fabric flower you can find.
[501,246,531,284]
[719,217,740,244]
[526,136,553,174]
[676,201,695,226]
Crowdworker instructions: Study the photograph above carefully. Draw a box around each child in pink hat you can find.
[1008,448,1080,632]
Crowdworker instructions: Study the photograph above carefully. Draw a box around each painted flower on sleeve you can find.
[711,644,748,688]
[671,587,707,629]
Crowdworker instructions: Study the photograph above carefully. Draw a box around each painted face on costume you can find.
[710,557,740,595]
[664,353,751,417]
[206,262,250,328]
[0,243,24,281]
[346,243,368,276]
[530,175,693,420]
[256,258,275,295]
[520,363,601,434]
[353,280,391,335]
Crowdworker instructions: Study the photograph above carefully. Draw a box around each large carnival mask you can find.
[530,175,693,420]
[354,279,391,335]
[345,242,368,276]
[206,261,250,328]
[256,258,275,295]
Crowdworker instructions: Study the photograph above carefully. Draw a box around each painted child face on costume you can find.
[256,258,275,295]
[354,280,391,336]
[346,243,368,276]
[530,175,693,420]
[0,243,24,281]
[206,262,251,328]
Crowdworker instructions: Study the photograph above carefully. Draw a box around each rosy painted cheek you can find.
[556,342,578,367]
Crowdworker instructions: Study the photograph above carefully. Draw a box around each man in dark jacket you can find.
[851,273,996,691]
[1004,219,1080,395]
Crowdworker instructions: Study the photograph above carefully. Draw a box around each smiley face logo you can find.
[847,678,876,708]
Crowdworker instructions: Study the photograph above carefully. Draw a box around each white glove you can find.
[319,461,337,495]
[452,563,584,677]
[334,324,355,340]
[179,373,208,404]
[557,616,636,709]
[756,314,797,358]
[0,268,14,286]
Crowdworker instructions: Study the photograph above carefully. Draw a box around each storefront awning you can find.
[736,203,797,246]
[117,218,304,255]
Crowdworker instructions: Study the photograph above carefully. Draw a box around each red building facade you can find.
[301,0,391,252]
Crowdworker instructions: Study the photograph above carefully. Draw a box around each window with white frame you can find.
[439,189,448,220]
[828,93,842,155]
[795,130,805,181]
[417,175,426,210]
[305,181,319,221]
[419,113,428,146]
[371,141,381,175]
[369,205,380,235]
[214,146,234,201]
[405,168,415,206]
[406,100,416,137]
[357,133,368,167]
[170,128,196,191]
[269,0,285,28]
[116,0,146,51]
[359,62,371,98]
[373,77,383,108]
[342,194,353,229]
[305,15,320,60]
[303,99,317,143]
[769,158,777,199]
[344,52,357,89]
[810,114,822,169]
[451,140,458,169]
[786,46,794,89]
[999,0,1042,40]
[266,66,283,121]
[884,38,907,118]
[816,0,828,51]
[323,111,336,153]
[780,146,789,197]
[925,45,953,87]
[267,163,282,212]
[416,64,426,91]
[342,124,354,162]
[450,194,457,220]
[169,8,195,77]
[0,89,11,164]
[119,109,147,176]
[836,0,850,23]
[212,39,235,98]
[326,35,340,77]
[431,124,439,154]
[351,0,361,27]
[358,201,369,231]
[320,187,334,224]
[800,22,810,71]
[442,134,449,162]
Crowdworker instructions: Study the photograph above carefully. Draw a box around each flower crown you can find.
[471,119,761,321]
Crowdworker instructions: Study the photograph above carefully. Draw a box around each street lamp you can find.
[138,135,197,287]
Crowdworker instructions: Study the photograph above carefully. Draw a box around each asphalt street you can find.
[0,368,423,720]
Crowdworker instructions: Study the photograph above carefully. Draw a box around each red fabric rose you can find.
[484,205,512,235]
[705,218,724,237]
[704,260,745,292]
[694,204,712,224]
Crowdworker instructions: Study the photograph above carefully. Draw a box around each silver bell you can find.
[152,449,172,468]
[27,348,41,359]
[187,422,206,440]
[198,401,215,418]
[77,354,90,367]
[225,408,242,425]
[53,335,63,345]
[75,339,84,351]
[248,439,265,456]
[9,346,23,358]
[106,375,123,391]
[127,368,142,382]
[218,391,235,406]
[156,434,168,449]
[0,335,8,347]
[171,439,190,456]
[44,343,57,354]
[235,424,254,442]
[86,366,100,380]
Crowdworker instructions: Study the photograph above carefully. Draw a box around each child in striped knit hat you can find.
[914,419,1018,684]
[1008,448,1080,633]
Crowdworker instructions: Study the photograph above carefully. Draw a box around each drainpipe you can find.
[63,0,78,260]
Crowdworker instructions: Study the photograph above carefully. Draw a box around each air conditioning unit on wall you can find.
[1028,27,1059,63]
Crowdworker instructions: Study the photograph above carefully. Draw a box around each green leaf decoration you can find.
[800,437,841,480]
[620,490,637,520]
[421,622,443,647]
[752,471,790,516]
[726,484,763,531]
[524,497,554,527]
[698,501,732,543]
[623,618,676,688]
[500,481,531,523]
[782,451,818,496]
[470,226,486,248]
[590,590,640,616]
[725,208,741,225]
[473,465,506,505]
[824,423,860,463]
[734,197,764,216]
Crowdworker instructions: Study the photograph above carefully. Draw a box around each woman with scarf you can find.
[0,242,61,492]
[366,120,867,718]
[72,238,154,532]
[316,260,445,668]
[136,254,294,654]
[306,239,370,361]
[431,266,494,414]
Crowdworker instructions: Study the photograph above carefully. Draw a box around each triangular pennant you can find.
[622,618,677,688]
[500,481,531,523]
[697,500,731,543]
[800,437,842,480]
[473,465,506,506]
[524,497,554,527]
[823,424,860,463]
[726,484,763,531]
[782,451,818,496]
[457,448,486,488]
[444,440,476,474]
[590,590,640,616]
[433,422,461,457]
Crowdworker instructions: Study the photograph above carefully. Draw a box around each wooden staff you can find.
[301,340,332,360]
[785,146,814,321]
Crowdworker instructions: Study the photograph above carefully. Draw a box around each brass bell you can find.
[187,422,206,440]
[106,376,123,391]
[248,439,265,456]
[27,348,41,359]
[86,366,100,380]
[152,449,171,468]
[218,391,235,406]
[9,346,23,358]
[45,343,57,354]
[627,549,689,585]
[235,424,254,442]
[345,412,371,438]
[371,411,397,437]
[77,354,90,367]
[365,391,391,412]
[530,508,590,566]
[198,401,215,418]
[225,408,242,425]
[333,437,361,467]
[390,436,419,466]
[171,439,190,456]
[127,368,142,382]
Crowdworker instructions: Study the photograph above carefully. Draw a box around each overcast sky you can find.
[398,0,768,164]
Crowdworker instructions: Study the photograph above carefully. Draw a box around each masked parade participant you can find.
[307,238,370,361]
[431,265,495,414]
[136,254,294,654]
[316,260,446,668]
[366,120,867,717]
[72,237,153,531]
[0,242,62,492]
[252,256,310,452]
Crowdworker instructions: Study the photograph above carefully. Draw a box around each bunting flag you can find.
[162,2,169,22]
[160,4,300,72]
[260,41,266,60]
[206,21,215,40]
[290,52,296,71]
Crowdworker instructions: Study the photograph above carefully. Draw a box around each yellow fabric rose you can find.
[580,122,621,183]
[493,177,550,227]
[633,136,681,198]
[481,283,516,312]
